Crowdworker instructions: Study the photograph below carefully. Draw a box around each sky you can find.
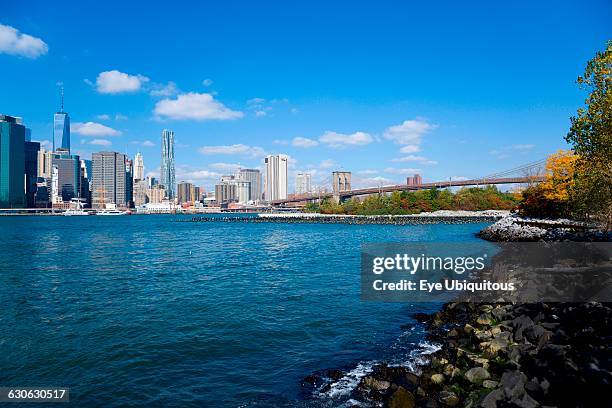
[1,0,610,192]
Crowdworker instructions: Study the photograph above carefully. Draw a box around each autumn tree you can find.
[565,41,612,226]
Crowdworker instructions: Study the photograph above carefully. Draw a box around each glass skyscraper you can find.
[0,114,26,208]
[53,111,70,153]
[160,129,175,199]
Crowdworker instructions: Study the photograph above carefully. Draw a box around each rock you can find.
[480,389,504,408]
[464,367,490,384]
[361,376,391,391]
[387,386,415,408]
[477,313,493,326]
[438,390,460,406]
[512,315,534,341]
[479,332,511,357]
[430,373,445,384]
[499,370,527,400]
[464,323,475,334]
[443,364,460,378]
[482,380,499,389]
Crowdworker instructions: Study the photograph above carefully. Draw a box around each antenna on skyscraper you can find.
[56,81,65,112]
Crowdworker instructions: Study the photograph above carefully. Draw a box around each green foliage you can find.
[303,186,518,215]
[565,41,612,226]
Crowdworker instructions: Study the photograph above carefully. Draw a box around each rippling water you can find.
[0,215,494,407]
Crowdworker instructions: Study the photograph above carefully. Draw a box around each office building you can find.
[51,152,81,203]
[332,171,352,194]
[53,88,70,153]
[295,172,312,195]
[234,180,251,204]
[125,159,134,207]
[178,181,196,204]
[133,179,149,206]
[237,168,261,202]
[0,114,26,208]
[80,159,92,207]
[134,152,144,181]
[24,141,40,208]
[160,129,175,199]
[92,151,129,208]
[264,154,288,201]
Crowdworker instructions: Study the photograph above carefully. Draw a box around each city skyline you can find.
[1,1,610,192]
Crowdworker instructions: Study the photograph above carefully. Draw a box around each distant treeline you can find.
[304,186,519,215]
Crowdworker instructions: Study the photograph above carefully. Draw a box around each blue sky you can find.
[1,0,610,191]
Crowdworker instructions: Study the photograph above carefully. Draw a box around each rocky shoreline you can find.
[303,216,611,407]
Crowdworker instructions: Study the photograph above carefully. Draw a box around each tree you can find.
[540,150,577,202]
[565,41,612,226]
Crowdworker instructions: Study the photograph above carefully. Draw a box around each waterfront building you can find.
[295,172,312,195]
[133,179,149,206]
[160,129,175,199]
[79,159,92,207]
[0,114,25,208]
[51,152,81,203]
[34,177,49,208]
[237,168,262,202]
[134,152,144,181]
[264,154,288,201]
[332,171,352,194]
[406,174,422,186]
[215,182,237,204]
[125,159,134,207]
[25,141,40,208]
[147,184,166,204]
[92,151,129,208]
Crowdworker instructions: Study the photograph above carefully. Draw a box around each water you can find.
[0,215,495,407]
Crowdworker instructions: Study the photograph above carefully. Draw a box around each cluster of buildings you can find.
[0,95,424,212]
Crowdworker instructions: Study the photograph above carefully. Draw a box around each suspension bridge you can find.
[272,158,547,206]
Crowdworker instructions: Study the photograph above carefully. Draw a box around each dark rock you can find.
[465,367,490,384]
[387,386,415,408]
[438,390,459,406]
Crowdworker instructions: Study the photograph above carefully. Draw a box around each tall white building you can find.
[134,152,144,181]
[264,154,288,201]
[295,172,312,195]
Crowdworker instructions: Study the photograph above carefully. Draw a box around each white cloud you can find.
[96,114,110,120]
[273,139,289,145]
[202,78,213,87]
[512,144,535,151]
[247,97,266,105]
[292,137,319,148]
[89,139,112,146]
[176,169,221,182]
[399,145,421,154]
[0,24,48,58]
[319,131,373,148]
[115,113,128,121]
[209,162,243,171]
[72,122,121,137]
[255,110,267,117]
[199,144,265,158]
[37,139,52,149]
[150,81,178,97]
[390,155,438,165]
[383,119,437,145]
[318,159,336,169]
[154,92,243,121]
[95,70,149,94]
[353,176,394,188]
[384,167,422,175]
[357,169,378,175]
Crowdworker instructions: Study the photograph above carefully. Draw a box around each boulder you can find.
[464,367,490,384]
[387,386,415,408]
[361,376,390,391]
[482,380,499,389]
[430,373,445,384]
[438,390,460,406]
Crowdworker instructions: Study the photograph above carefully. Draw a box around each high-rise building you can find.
[177,181,195,204]
[295,172,312,195]
[37,147,53,179]
[125,159,134,207]
[92,151,129,208]
[134,152,144,181]
[215,183,237,204]
[264,154,288,201]
[332,171,352,194]
[0,114,26,208]
[80,159,92,207]
[234,180,251,204]
[133,179,149,206]
[53,85,70,153]
[51,152,81,203]
[25,141,40,208]
[237,168,261,202]
[160,129,175,199]
[147,184,166,204]
[406,174,422,186]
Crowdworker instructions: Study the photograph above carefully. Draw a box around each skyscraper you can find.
[51,151,81,202]
[134,152,144,181]
[237,168,262,202]
[295,172,312,195]
[160,129,175,199]
[53,86,70,153]
[0,114,26,208]
[92,151,129,208]
[25,141,40,208]
[264,154,288,201]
